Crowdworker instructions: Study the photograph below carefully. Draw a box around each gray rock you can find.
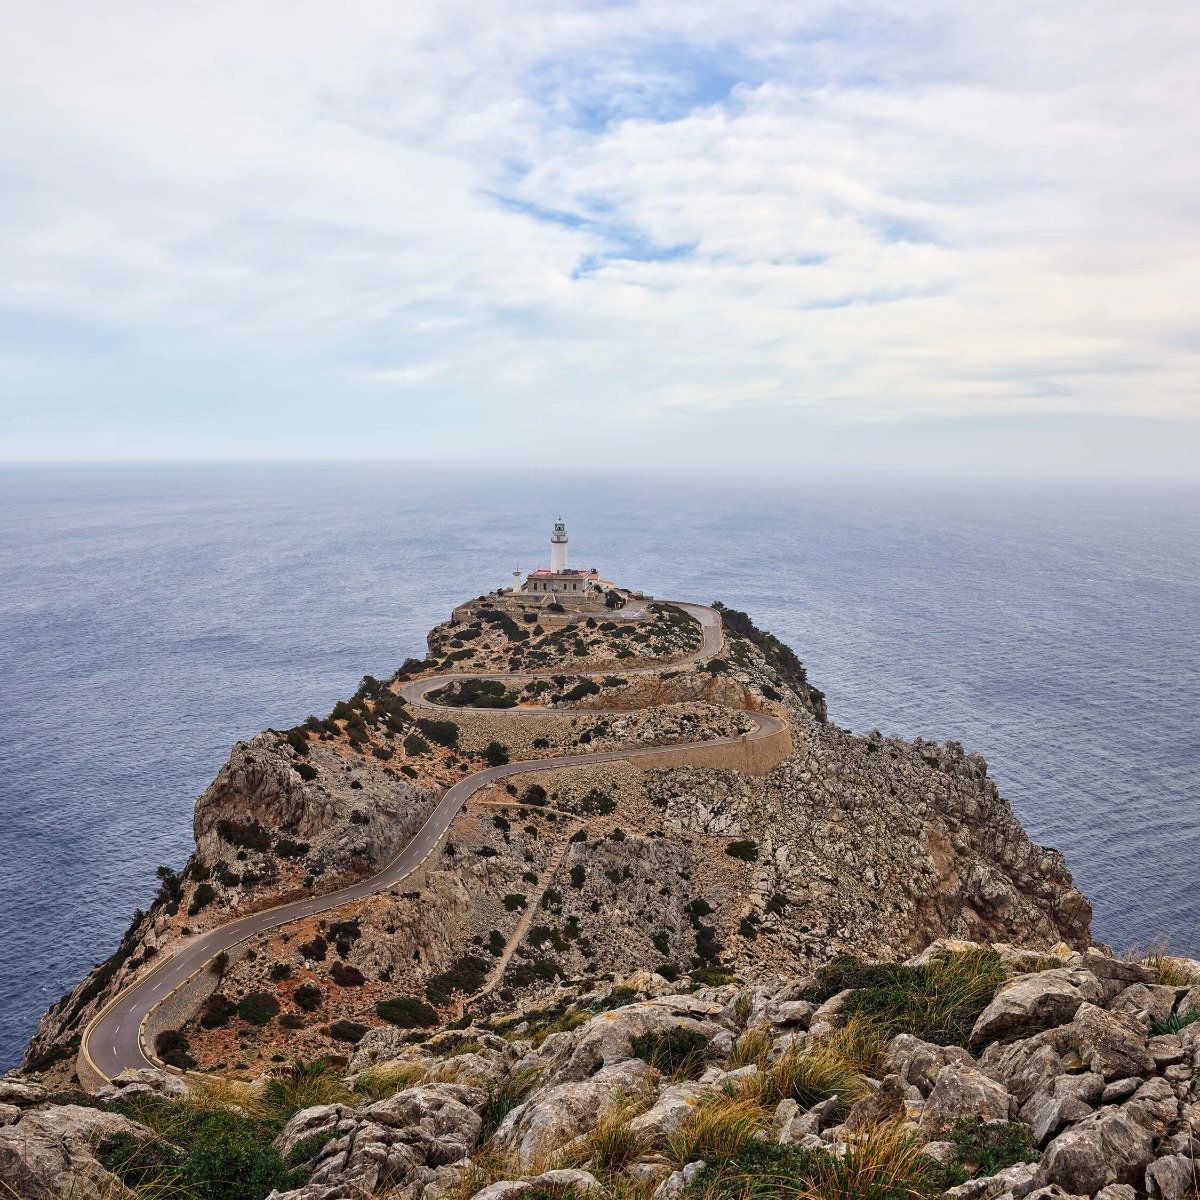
[1020,1071,1103,1146]
[533,998,724,1084]
[0,1104,155,1200]
[0,1078,47,1107]
[885,1033,975,1094]
[971,970,1103,1045]
[1145,1155,1196,1200]
[492,1058,657,1163]
[980,1039,1069,1105]
[1093,1187,1136,1200]
[920,1063,1011,1136]
[1068,1003,1155,1080]
[943,1162,1042,1200]
[627,1083,709,1140]
[653,1160,706,1200]
[95,1066,190,1102]
[0,1106,19,1127]
[1109,984,1181,1029]
[1041,1105,1155,1193]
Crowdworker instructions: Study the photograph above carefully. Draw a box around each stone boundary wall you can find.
[629,721,792,776]
[433,703,741,756]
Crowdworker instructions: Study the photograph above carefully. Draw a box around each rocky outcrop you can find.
[22,593,1092,1085]
[5,939,1199,1200]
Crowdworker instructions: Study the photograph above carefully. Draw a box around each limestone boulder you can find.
[919,1063,1012,1136]
[0,1104,155,1200]
[885,1033,975,1094]
[970,969,1103,1045]
[1041,1105,1155,1194]
[1020,1071,1104,1146]
[492,1059,658,1164]
[531,997,725,1083]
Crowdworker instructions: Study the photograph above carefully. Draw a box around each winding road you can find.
[80,600,787,1085]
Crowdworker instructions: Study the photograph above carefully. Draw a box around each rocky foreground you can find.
[3,940,1199,1200]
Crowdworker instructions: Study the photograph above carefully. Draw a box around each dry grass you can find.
[664,1094,771,1169]
[729,1025,774,1069]
[353,1062,428,1101]
[817,1018,888,1079]
[555,1093,655,1174]
[692,1119,934,1200]
[1133,942,1200,988]
[739,1040,867,1112]
[260,1061,353,1118]
[790,1120,935,1200]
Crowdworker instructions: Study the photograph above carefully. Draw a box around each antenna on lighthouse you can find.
[550,517,568,573]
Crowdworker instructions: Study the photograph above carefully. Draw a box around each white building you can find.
[517,519,612,596]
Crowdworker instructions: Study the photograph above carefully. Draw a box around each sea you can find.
[1,464,1197,1070]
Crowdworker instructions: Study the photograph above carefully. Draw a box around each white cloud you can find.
[0,0,1197,465]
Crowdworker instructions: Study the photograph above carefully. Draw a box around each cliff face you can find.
[21,594,1090,1083]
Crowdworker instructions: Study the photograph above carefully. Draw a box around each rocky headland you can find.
[7,591,1185,1200]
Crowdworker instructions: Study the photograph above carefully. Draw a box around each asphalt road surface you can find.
[81,600,783,1082]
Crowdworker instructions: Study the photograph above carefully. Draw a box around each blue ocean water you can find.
[1,465,1197,1070]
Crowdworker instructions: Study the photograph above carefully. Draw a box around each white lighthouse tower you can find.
[550,518,568,572]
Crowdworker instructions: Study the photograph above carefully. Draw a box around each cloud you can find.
[0,1,1197,466]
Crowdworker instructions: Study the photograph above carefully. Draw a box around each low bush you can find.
[154,1028,195,1070]
[187,882,216,916]
[216,818,271,852]
[416,718,459,748]
[425,955,488,1005]
[631,1026,711,1079]
[403,733,431,756]
[725,839,759,862]
[293,983,323,1012]
[275,838,309,860]
[376,996,439,1027]
[200,994,236,1029]
[934,1117,1038,1184]
[482,741,510,766]
[326,1020,368,1044]
[237,991,281,1026]
[330,962,366,987]
[804,948,1007,1047]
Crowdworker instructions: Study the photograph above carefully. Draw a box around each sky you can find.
[1,1,1198,476]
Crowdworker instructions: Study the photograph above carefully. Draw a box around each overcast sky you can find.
[2,2,1198,475]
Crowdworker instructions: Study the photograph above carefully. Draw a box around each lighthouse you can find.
[550,518,568,572]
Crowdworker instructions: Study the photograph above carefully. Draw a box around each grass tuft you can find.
[664,1095,770,1169]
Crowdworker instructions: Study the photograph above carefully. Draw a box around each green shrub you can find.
[237,991,281,1026]
[327,1020,368,1043]
[376,996,439,1027]
[725,839,759,862]
[416,718,459,748]
[329,962,364,987]
[200,994,236,1029]
[154,1028,195,1069]
[404,733,431,756]
[631,1027,711,1078]
[188,882,216,915]
[425,955,488,1005]
[523,784,548,804]
[579,788,616,815]
[482,741,510,766]
[804,949,1008,1047]
[293,983,323,1012]
[933,1117,1039,1184]
[216,818,271,851]
[295,761,319,782]
[504,893,528,911]
[275,838,309,860]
